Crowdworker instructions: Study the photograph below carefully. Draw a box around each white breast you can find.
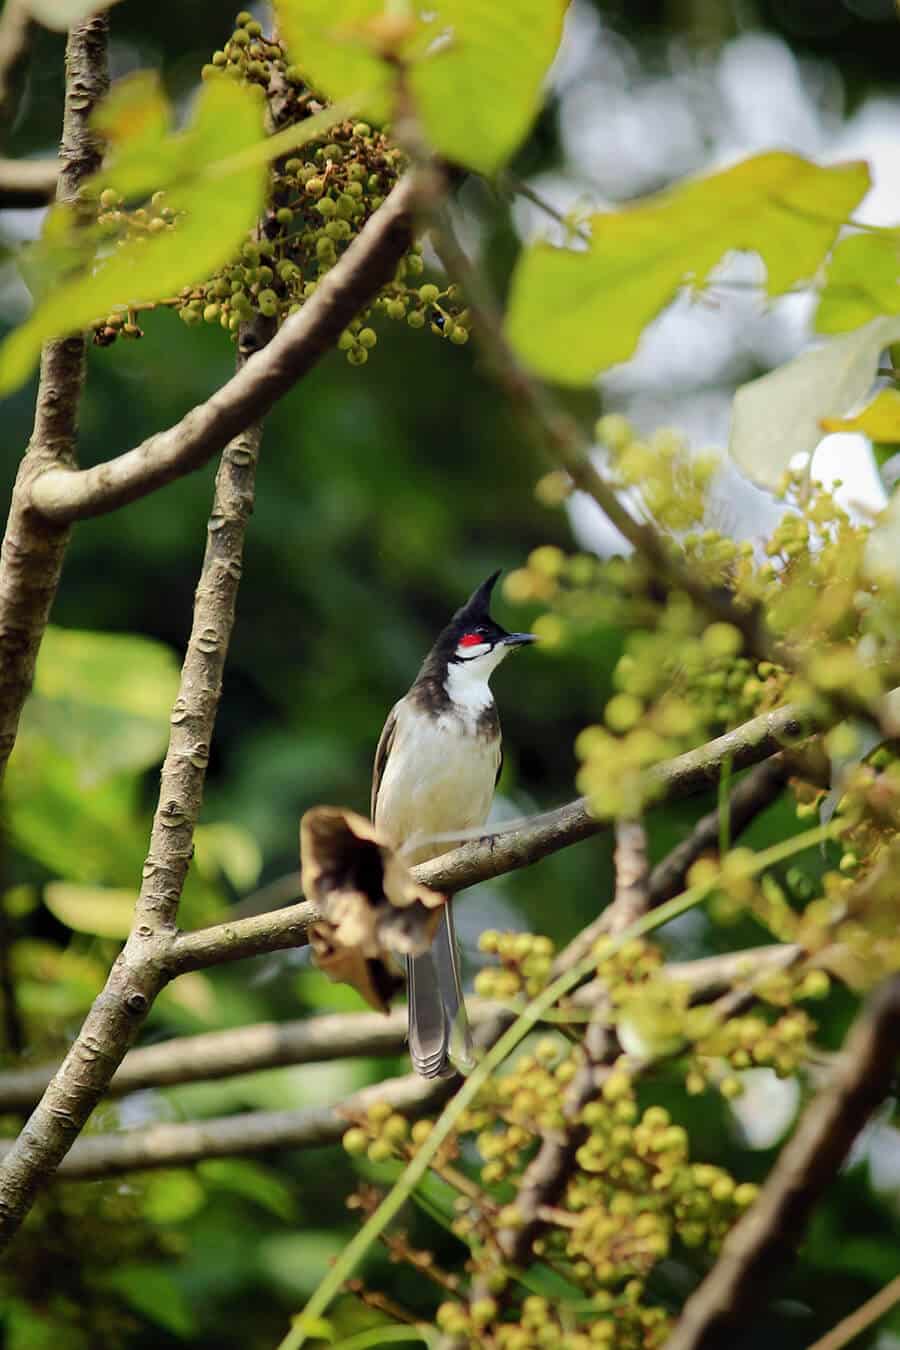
[374,698,500,866]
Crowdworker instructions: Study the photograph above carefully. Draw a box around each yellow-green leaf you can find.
[0,74,266,395]
[820,387,900,442]
[44,882,136,938]
[408,0,567,175]
[275,0,565,176]
[506,152,870,386]
[816,231,900,334]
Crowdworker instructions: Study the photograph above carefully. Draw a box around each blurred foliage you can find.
[0,3,899,1350]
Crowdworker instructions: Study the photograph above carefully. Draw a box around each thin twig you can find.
[804,1275,900,1350]
[0,156,58,207]
[646,753,788,905]
[0,1007,414,1110]
[0,1071,453,1180]
[490,821,650,1276]
[666,975,900,1350]
[0,15,108,782]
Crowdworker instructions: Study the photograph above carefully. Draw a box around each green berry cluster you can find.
[473,930,556,1001]
[90,189,177,345]
[91,13,472,362]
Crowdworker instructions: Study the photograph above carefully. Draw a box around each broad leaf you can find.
[729,315,900,488]
[506,152,870,385]
[24,625,180,782]
[0,74,267,394]
[275,0,565,176]
[816,231,900,334]
[821,387,900,443]
[43,881,135,938]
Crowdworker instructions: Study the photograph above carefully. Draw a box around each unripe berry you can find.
[342,1127,368,1155]
[315,196,337,218]
[347,346,368,365]
[358,327,377,349]
[418,283,440,304]
[407,309,425,329]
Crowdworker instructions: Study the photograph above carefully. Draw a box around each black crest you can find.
[412,571,511,704]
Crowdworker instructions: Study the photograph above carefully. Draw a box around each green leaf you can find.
[505,152,870,386]
[729,315,900,489]
[408,1,567,175]
[275,0,565,176]
[199,1159,296,1220]
[0,73,267,394]
[101,1265,196,1338]
[141,1170,208,1224]
[43,881,136,938]
[23,625,180,783]
[816,231,900,333]
[194,822,263,891]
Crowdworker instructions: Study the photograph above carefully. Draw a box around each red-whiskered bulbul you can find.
[371,571,536,1078]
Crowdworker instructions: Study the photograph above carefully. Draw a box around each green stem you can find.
[278,817,839,1350]
[331,1326,435,1350]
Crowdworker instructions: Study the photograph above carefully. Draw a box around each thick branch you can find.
[29,170,427,523]
[666,975,900,1350]
[0,323,270,1245]
[164,703,810,974]
[0,15,107,781]
[0,156,58,207]
[0,1072,452,1180]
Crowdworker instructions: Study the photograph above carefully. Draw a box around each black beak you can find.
[502,632,537,647]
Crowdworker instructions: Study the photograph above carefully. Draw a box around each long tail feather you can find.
[406,905,474,1078]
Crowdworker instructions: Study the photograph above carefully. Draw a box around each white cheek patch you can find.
[456,641,491,660]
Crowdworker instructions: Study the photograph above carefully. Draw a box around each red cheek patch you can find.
[459,633,484,648]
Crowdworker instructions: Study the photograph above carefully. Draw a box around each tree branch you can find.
[805,1275,900,1350]
[0,1071,453,1180]
[0,947,800,1114]
[163,702,810,975]
[646,754,789,905]
[0,156,58,207]
[0,1007,415,1111]
[666,974,900,1350]
[0,319,273,1245]
[0,15,108,782]
[28,169,429,524]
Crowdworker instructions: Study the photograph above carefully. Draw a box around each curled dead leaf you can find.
[300,806,445,1012]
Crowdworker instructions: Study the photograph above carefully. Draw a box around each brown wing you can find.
[371,703,398,822]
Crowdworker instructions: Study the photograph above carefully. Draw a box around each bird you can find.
[371,570,536,1078]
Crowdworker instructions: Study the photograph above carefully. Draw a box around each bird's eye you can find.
[459,632,485,648]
